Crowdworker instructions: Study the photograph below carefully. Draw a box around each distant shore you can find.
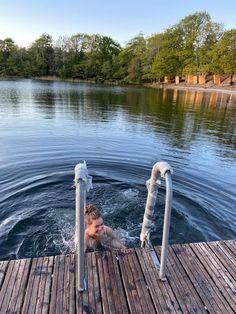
[34,75,236,96]
[145,82,236,96]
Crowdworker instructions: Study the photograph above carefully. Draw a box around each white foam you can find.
[122,188,139,199]
[0,216,18,237]
[114,227,139,246]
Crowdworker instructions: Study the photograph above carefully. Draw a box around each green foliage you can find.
[28,34,55,76]
[0,12,234,83]
[210,29,236,76]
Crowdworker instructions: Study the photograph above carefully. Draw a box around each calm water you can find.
[0,78,235,260]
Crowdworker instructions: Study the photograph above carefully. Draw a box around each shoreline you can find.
[147,83,236,96]
[3,75,236,96]
[34,76,236,96]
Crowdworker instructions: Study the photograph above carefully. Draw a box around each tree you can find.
[29,34,55,76]
[0,38,18,75]
[143,33,164,81]
[150,27,183,79]
[210,29,236,83]
[174,12,223,75]
[118,34,146,83]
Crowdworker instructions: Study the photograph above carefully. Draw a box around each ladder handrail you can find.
[140,161,173,281]
[74,161,93,292]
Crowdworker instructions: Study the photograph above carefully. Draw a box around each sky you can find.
[0,0,236,48]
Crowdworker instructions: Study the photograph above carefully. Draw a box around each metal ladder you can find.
[74,160,173,291]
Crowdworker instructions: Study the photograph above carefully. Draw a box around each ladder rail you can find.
[140,161,173,281]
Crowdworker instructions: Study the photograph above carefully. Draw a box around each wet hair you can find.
[85,204,102,225]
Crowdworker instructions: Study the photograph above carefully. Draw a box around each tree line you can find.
[0,12,235,84]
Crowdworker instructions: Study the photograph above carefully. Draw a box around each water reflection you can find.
[47,85,235,153]
[33,91,56,119]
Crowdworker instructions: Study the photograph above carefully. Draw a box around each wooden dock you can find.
[0,239,235,313]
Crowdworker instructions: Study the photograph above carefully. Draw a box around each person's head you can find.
[85,204,104,236]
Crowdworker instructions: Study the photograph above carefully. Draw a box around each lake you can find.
[0,78,235,260]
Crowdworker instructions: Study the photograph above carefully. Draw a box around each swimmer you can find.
[85,204,126,252]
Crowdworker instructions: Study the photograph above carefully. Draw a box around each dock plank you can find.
[0,260,18,312]
[96,251,110,313]
[111,251,129,313]
[62,254,76,314]
[41,256,54,314]
[100,251,116,313]
[190,242,236,310]
[49,255,60,314]
[0,260,9,289]
[91,253,102,313]
[128,249,155,314]
[105,251,128,313]
[135,248,162,313]
[155,245,207,313]
[31,256,54,314]
[87,253,96,313]
[0,258,31,314]
[173,243,235,313]
[0,239,235,314]
[57,255,66,313]
[117,249,144,313]
[75,253,88,314]
[22,257,44,314]
[10,258,31,313]
[51,254,77,314]
[223,239,236,256]
[137,247,181,313]
[207,241,236,279]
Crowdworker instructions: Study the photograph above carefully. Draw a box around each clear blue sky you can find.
[0,0,235,47]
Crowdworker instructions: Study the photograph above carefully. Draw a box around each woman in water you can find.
[85,204,126,252]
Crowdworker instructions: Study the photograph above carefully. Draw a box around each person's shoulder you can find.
[104,225,113,236]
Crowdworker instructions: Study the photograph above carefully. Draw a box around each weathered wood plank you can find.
[0,260,18,312]
[102,250,127,314]
[61,254,76,314]
[82,253,89,314]
[190,242,236,310]
[69,254,76,314]
[173,243,234,313]
[87,253,98,314]
[155,245,207,313]
[31,256,54,314]
[223,239,236,256]
[0,260,9,289]
[22,258,37,313]
[111,251,129,313]
[101,251,116,313]
[137,247,181,313]
[75,255,83,314]
[135,248,162,313]
[49,254,76,314]
[128,249,156,314]
[117,249,143,313]
[57,255,66,313]
[91,253,102,313]
[207,241,236,279]
[10,258,31,313]
[96,251,113,313]
[0,258,31,313]
[41,256,54,314]
[49,255,60,314]
[22,257,44,314]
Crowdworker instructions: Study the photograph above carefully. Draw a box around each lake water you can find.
[0,78,235,260]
